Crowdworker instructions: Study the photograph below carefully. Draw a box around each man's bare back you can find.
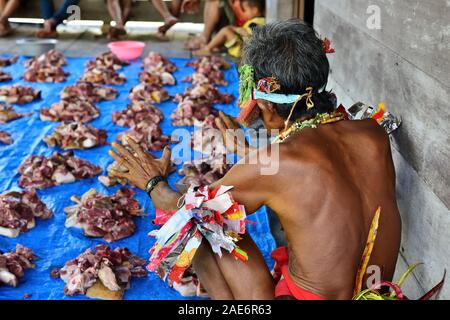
[264,119,401,299]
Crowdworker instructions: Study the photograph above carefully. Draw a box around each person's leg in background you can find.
[121,0,132,23]
[0,0,21,37]
[185,0,222,50]
[106,0,130,40]
[36,0,80,38]
[151,0,178,41]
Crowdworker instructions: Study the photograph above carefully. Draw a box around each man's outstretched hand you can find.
[108,136,172,191]
[215,111,255,158]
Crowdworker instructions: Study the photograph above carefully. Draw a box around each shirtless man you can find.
[108,19,402,300]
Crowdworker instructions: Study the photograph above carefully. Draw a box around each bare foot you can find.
[193,47,212,56]
[0,20,12,37]
[158,16,178,35]
[36,19,58,38]
[184,35,207,50]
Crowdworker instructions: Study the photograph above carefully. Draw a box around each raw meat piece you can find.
[0,245,36,287]
[186,56,230,71]
[171,97,218,126]
[0,103,27,124]
[80,66,126,85]
[0,85,41,105]
[0,70,12,82]
[117,121,169,151]
[0,56,18,67]
[23,65,69,83]
[177,155,231,189]
[191,115,226,156]
[61,82,118,102]
[85,52,129,70]
[183,70,227,86]
[99,161,129,187]
[112,100,163,127]
[0,190,53,238]
[53,244,147,297]
[64,188,143,242]
[142,52,177,73]
[24,50,67,68]
[0,130,12,145]
[40,97,100,123]
[128,83,169,103]
[139,70,176,86]
[174,83,234,105]
[18,152,102,190]
[44,122,107,150]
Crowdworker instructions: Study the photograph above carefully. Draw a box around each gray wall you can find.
[314,0,450,299]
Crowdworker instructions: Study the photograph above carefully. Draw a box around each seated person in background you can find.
[193,0,265,57]
[36,0,80,38]
[105,0,131,40]
[185,0,245,50]
[108,19,402,300]
[0,0,21,37]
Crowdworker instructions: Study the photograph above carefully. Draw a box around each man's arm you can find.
[109,136,269,215]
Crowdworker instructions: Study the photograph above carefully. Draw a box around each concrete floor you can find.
[0,23,196,58]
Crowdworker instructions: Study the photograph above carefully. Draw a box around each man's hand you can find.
[181,0,200,14]
[215,111,255,158]
[108,136,172,191]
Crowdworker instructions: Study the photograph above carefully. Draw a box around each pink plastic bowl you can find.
[108,41,145,61]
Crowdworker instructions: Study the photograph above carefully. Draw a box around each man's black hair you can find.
[241,0,266,14]
[242,19,335,120]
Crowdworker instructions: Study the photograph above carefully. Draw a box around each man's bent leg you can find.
[193,233,275,300]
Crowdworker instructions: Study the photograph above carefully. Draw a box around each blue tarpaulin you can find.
[0,55,276,300]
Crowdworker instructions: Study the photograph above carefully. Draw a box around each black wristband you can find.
[145,176,165,195]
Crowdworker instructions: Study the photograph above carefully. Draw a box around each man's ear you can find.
[256,99,285,130]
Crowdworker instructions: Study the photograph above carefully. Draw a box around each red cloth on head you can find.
[271,247,325,300]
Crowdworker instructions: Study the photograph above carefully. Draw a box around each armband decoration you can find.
[147,185,248,284]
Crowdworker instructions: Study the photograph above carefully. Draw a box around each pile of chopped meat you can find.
[40,97,100,123]
[128,83,169,104]
[52,244,147,297]
[64,188,143,242]
[0,85,41,105]
[0,70,12,82]
[139,70,175,86]
[0,245,36,287]
[23,65,69,83]
[0,130,13,145]
[60,82,118,102]
[99,161,129,187]
[117,120,169,151]
[23,50,69,83]
[191,115,227,155]
[183,56,229,86]
[18,152,102,189]
[171,96,218,126]
[0,190,53,238]
[80,66,126,85]
[0,56,18,67]
[24,50,67,68]
[174,83,234,105]
[85,52,129,70]
[44,122,107,150]
[186,56,230,71]
[142,51,177,73]
[112,101,164,127]
[0,103,27,124]
[177,155,232,189]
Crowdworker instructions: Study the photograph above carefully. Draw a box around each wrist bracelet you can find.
[145,176,165,195]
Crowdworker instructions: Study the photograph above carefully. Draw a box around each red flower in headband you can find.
[322,37,335,54]
[256,77,281,93]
